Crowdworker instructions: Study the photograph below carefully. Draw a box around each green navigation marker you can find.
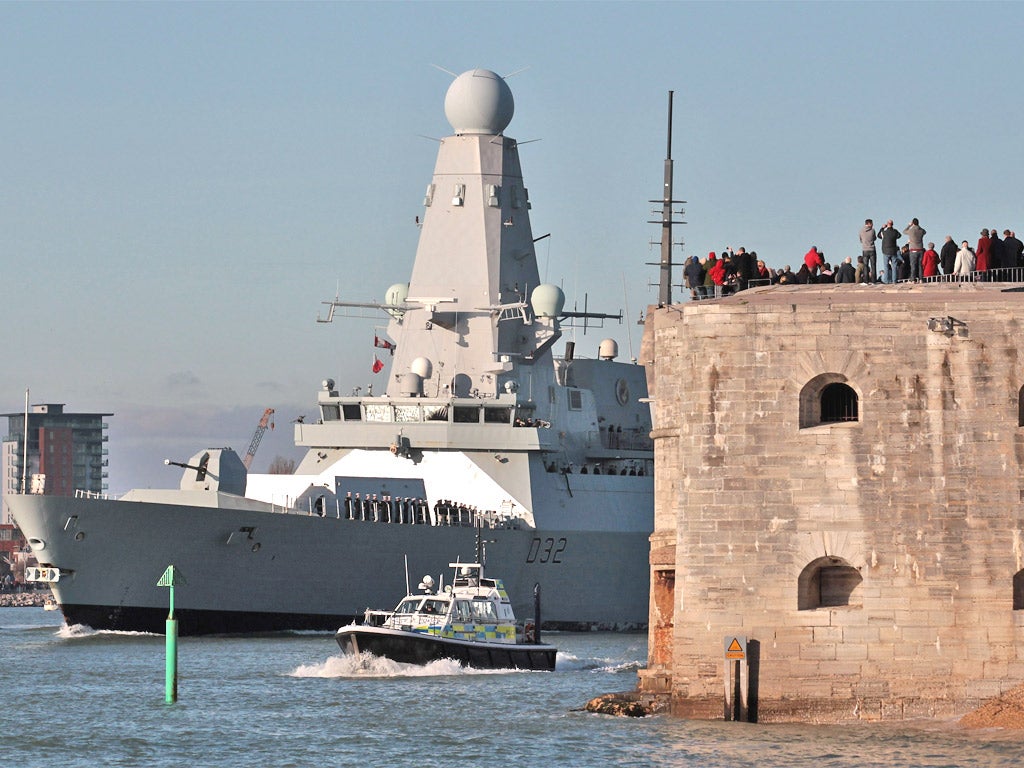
[157,565,186,703]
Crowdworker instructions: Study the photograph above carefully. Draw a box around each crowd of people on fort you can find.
[683,218,1024,299]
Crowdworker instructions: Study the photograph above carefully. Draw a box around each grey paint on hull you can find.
[12,493,650,634]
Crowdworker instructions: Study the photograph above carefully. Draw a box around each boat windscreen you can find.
[395,598,421,614]
[420,598,449,615]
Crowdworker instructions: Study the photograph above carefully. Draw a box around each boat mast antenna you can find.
[647,90,686,307]
[474,525,496,569]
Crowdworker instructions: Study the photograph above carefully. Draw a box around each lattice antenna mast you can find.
[647,91,686,306]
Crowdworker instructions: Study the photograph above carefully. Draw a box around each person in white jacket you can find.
[953,240,976,279]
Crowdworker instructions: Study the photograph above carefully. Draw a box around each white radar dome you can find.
[385,282,409,305]
[599,339,619,360]
[530,284,565,318]
[385,282,409,320]
[411,357,433,379]
[444,69,514,135]
[400,372,423,397]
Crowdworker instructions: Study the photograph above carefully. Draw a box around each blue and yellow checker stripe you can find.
[442,623,516,642]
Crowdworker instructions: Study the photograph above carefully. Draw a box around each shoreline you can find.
[0,592,50,608]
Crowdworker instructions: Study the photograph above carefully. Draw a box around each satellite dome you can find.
[385,282,409,320]
[400,372,423,397]
[530,284,565,319]
[598,339,619,361]
[411,357,433,379]
[444,69,514,135]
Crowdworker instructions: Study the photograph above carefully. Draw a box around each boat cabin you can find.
[365,562,521,643]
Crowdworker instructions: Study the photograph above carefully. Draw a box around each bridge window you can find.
[800,374,859,428]
[798,556,862,610]
[453,406,480,423]
[484,407,512,424]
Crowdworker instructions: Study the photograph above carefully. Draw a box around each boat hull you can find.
[336,625,557,670]
[10,493,651,635]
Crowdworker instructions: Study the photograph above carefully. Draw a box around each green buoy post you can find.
[157,565,186,703]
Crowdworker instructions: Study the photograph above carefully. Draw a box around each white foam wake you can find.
[56,622,158,639]
[554,651,644,673]
[289,652,523,678]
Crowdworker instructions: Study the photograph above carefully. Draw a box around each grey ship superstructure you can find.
[12,69,653,635]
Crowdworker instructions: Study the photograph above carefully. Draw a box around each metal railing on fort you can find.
[682,266,1024,300]
[910,266,1024,284]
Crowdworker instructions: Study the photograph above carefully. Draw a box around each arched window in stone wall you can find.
[797,556,863,610]
[799,374,860,428]
[1014,569,1024,610]
[1018,386,1024,427]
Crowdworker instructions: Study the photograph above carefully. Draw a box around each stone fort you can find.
[637,282,1024,722]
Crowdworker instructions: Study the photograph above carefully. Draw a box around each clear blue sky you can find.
[3,1,1022,493]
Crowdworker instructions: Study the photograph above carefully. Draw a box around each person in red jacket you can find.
[708,256,725,281]
[804,246,824,276]
[922,242,939,278]
[976,229,992,276]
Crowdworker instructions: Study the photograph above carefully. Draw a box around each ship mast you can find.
[649,91,685,307]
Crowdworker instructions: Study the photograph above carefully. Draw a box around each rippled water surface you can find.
[2,607,1020,767]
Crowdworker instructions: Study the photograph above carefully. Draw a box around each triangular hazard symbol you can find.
[727,638,743,653]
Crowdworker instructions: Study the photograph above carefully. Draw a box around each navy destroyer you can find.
[11,69,653,635]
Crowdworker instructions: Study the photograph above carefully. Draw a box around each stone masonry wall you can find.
[641,283,1024,722]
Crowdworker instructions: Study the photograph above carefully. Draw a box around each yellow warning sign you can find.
[724,635,746,660]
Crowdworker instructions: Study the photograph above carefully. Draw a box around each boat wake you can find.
[554,651,644,674]
[55,623,159,640]
[289,652,524,679]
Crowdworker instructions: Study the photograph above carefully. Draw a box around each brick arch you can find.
[799,373,861,428]
[797,555,863,610]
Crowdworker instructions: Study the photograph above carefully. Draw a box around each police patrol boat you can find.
[10,69,654,635]
[336,559,557,670]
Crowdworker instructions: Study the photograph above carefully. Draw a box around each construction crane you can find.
[242,408,275,469]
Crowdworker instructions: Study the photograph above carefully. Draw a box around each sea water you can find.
[1,607,1021,767]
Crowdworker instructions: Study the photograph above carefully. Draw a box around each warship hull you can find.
[10,490,651,635]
